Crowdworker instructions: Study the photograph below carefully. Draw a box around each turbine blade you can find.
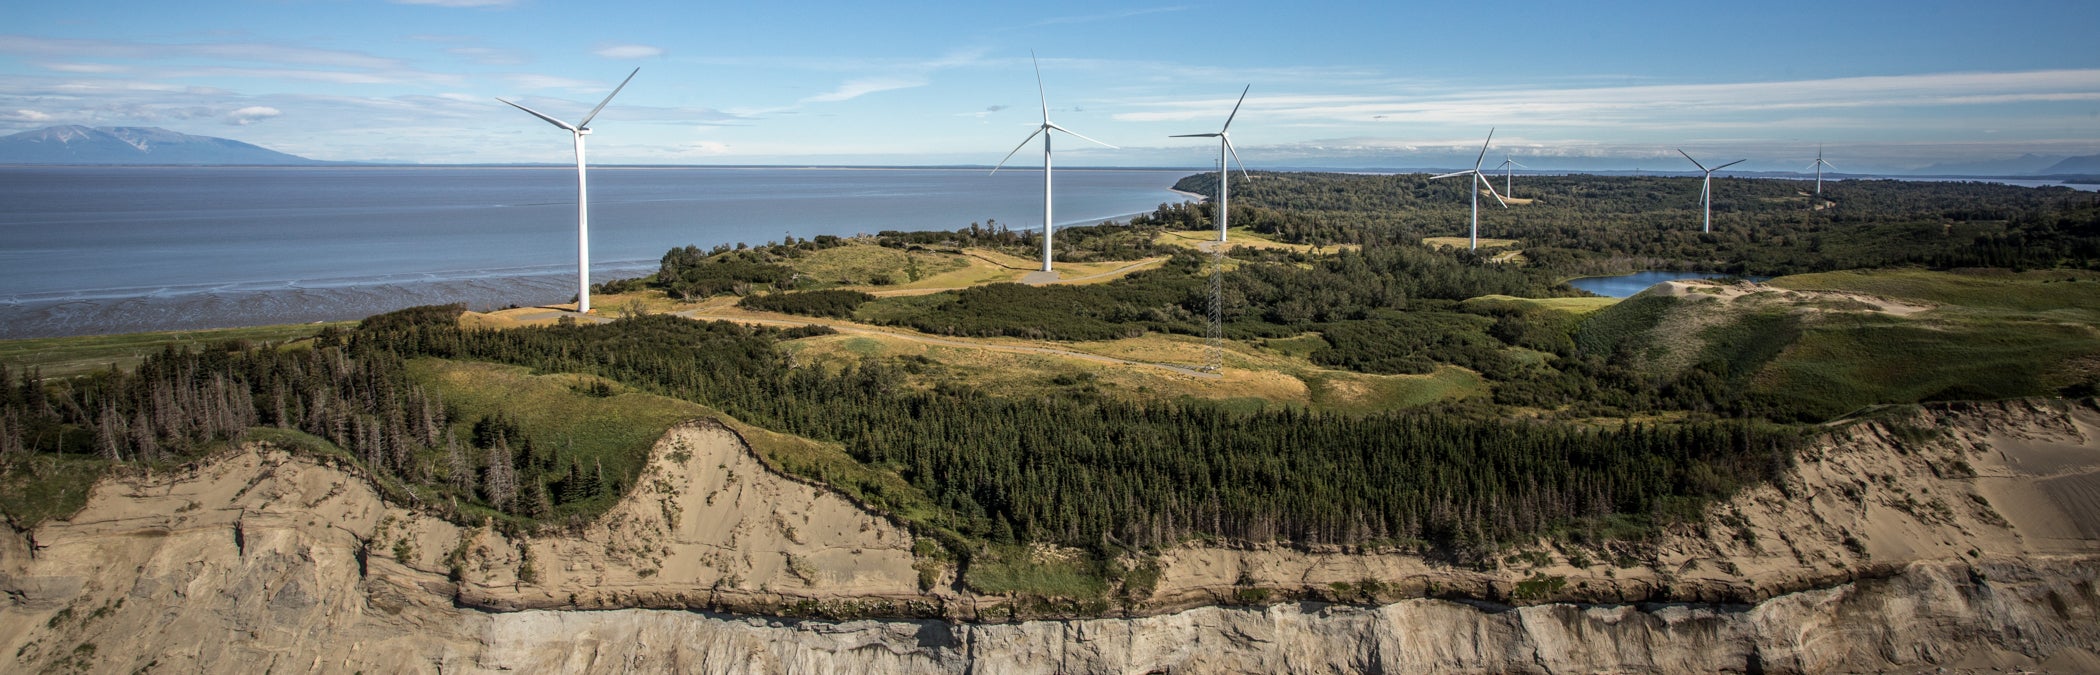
[1032,51,1049,123]
[498,98,578,132]
[1478,173,1507,207]
[1170,133,1222,138]
[1222,84,1250,132]
[1715,159,1746,171]
[1047,122,1117,149]
[991,127,1045,174]
[1430,170,1472,180]
[1473,128,1494,170]
[1510,159,1527,168]
[1822,160,1837,171]
[1678,148,1708,172]
[577,67,639,129]
[1225,137,1250,180]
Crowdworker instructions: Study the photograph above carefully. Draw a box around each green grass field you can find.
[1463,294,1621,316]
[788,243,972,288]
[0,322,350,378]
[1753,313,2099,419]
[1771,268,2100,318]
[408,358,706,519]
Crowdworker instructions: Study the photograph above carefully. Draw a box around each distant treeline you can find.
[1177,172,2100,275]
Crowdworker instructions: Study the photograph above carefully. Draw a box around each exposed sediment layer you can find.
[3,400,2098,672]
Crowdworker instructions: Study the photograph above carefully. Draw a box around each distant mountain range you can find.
[0,126,323,165]
[2040,154,2100,175]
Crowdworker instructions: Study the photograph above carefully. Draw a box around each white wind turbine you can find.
[1431,129,1508,250]
[498,67,639,315]
[1495,155,1527,197]
[1678,149,1745,234]
[992,53,1117,273]
[1807,145,1836,197]
[1171,85,1252,243]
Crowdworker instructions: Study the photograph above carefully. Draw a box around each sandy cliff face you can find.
[4,402,2098,673]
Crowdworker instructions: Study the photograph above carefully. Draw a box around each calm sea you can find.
[0,166,1192,338]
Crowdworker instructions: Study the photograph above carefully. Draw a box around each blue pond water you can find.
[1567,271,1763,298]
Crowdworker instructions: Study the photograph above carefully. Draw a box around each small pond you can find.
[1566,271,1767,298]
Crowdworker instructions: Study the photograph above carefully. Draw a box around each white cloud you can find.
[1,109,52,123]
[38,62,127,74]
[801,77,926,104]
[594,44,665,60]
[504,73,604,91]
[1114,68,2100,127]
[0,36,406,70]
[445,46,527,66]
[224,106,281,125]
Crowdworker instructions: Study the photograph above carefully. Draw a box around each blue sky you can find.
[4,0,2098,171]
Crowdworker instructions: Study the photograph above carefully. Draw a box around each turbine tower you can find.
[1171,85,1252,243]
[1807,145,1836,197]
[1431,129,1508,250]
[498,68,639,315]
[1678,149,1745,234]
[992,52,1116,273]
[1495,155,1527,197]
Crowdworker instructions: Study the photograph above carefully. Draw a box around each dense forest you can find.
[1177,172,2100,275]
[0,307,1793,558]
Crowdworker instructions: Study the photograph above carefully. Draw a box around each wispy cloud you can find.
[1114,68,2100,130]
[0,35,406,70]
[445,46,527,66]
[37,62,129,74]
[801,77,926,103]
[594,44,664,60]
[503,73,607,92]
[224,105,280,125]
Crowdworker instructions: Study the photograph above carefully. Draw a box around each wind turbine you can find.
[1678,149,1744,234]
[1495,155,1527,197]
[1171,85,1252,243]
[497,67,639,315]
[992,52,1117,273]
[1431,129,1508,250]
[1807,145,1836,197]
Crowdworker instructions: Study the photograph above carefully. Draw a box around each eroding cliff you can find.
[4,402,2098,673]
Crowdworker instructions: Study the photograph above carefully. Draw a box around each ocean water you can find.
[0,166,1190,338]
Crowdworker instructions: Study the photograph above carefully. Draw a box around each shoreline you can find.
[0,273,590,340]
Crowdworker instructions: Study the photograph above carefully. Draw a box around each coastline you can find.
[0,272,597,340]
